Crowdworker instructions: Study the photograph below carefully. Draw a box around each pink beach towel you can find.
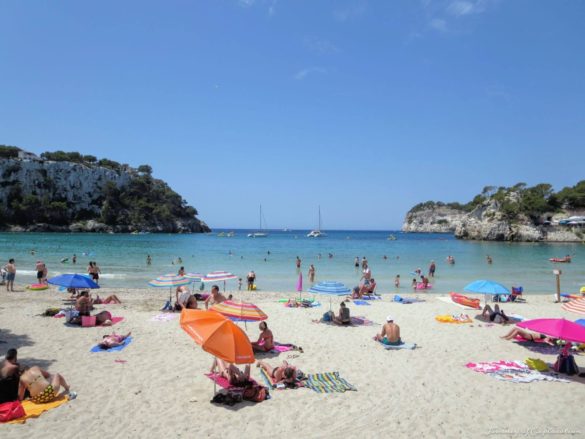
[514,335,547,344]
[205,373,257,389]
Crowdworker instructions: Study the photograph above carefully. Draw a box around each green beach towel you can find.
[303,372,357,393]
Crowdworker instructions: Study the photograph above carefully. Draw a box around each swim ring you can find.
[27,283,48,291]
[415,283,432,290]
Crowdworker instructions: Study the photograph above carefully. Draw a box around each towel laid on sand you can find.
[303,372,357,393]
[465,360,570,383]
[435,314,472,324]
[316,316,374,326]
[90,336,133,353]
[378,340,416,350]
[352,300,371,306]
[151,313,177,322]
[393,295,425,304]
[361,295,382,300]
[5,397,68,424]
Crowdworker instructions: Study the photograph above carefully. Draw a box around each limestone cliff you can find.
[0,148,210,233]
[402,202,468,233]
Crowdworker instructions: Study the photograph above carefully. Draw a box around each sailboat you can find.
[248,205,269,238]
[307,206,326,238]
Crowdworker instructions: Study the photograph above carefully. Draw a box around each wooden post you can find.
[554,270,562,303]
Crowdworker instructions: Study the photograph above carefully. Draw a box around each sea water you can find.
[0,230,583,295]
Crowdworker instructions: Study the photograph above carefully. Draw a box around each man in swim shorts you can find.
[4,259,16,292]
[375,315,402,346]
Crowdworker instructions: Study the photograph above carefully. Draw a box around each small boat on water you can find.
[307,206,326,238]
[387,234,397,241]
[227,231,235,237]
[550,256,572,263]
[248,205,269,238]
[217,232,226,237]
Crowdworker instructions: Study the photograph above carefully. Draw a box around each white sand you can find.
[1,287,584,439]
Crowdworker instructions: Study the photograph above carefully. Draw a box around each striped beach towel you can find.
[562,298,585,315]
[303,372,357,393]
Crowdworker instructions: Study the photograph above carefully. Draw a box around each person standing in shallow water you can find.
[428,260,436,278]
[296,256,301,272]
[146,255,151,265]
[308,264,316,283]
[4,259,16,292]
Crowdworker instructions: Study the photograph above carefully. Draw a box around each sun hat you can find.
[386,315,394,322]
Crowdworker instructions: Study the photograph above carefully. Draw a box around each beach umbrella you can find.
[296,272,303,299]
[180,309,254,364]
[148,274,192,302]
[48,273,100,290]
[202,271,237,292]
[464,279,510,305]
[308,281,351,310]
[562,298,585,316]
[211,300,267,322]
[517,318,585,349]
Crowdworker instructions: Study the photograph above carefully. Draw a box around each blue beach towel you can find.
[90,336,133,353]
[352,300,371,306]
[378,340,416,350]
[361,295,382,301]
[393,295,424,304]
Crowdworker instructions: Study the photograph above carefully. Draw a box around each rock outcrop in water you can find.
[0,146,210,233]
[403,183,585,242]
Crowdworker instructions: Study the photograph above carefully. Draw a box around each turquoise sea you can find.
[1,230,583,295]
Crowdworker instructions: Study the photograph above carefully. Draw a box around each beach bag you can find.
[242,384,268,403]
[322,311,332,322]
[526,358,549,372]
[0,400,25,423]
[553,354,579,375]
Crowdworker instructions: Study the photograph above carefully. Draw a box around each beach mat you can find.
[393,295,425,304]
[90,336,133,353]
[465,360,570,383]
[303,372,357,393]
[352,300,371,306]
[361,295,382,300]
[205,373,233,389]
[151,313,177,322]
[5,396,68,424]
[378,340,416,350]
[435,314,472,324]
[259,368,276,389]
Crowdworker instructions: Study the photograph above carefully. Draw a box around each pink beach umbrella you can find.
[517,318,585,346]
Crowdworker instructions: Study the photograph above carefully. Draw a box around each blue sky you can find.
[1,0,584,230]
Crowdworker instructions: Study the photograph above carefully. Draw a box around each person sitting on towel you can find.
[252,321,274,352]
[331,301,351,325]
[478,304,509,324]
[175,287,196,311]
[204,285,227,309]
[0,348,20,403]
[366,278,377,295]
[98,332,132,349]
[19,365,76,402]
[75,291,93,316]
[500,328,555,345]
[375,315,402,346]
[256,360,301,386]
[211,358,251,387]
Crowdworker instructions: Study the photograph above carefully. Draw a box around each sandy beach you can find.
[1,287,583,439]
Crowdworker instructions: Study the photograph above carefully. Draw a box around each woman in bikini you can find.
[18,366,76,403]
[210,358,251,387]
[500,328,556,345]
[98,332,132,349]
[256,360,299,386]
[251,322,274,352]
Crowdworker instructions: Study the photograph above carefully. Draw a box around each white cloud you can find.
[238,0,255,7]
[294,67,326,80]
[447,0,487,17]
[429,18,448,32]
[304,37,340,54]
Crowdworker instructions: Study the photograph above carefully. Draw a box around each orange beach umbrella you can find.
[180,309,255,364]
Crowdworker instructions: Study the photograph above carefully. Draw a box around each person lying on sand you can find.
[19,365,76,402]
[93,294,122,304]
[204,285,227,309]
[501,328,556,345]
[256,360,302,386]
[98,332,132,349]
[375,315,402,346]
[211,358,251,387]
[252,321,274,352]
[478,304,509,324]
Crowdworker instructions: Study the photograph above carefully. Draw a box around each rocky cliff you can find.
[402,203,467,233]
[0,148,210,233]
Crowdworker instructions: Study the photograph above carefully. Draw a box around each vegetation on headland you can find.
[0,145,208,232]
[409,181,585,223]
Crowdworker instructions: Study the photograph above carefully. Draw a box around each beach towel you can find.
[350,316,373,326]
[465,360,569,383]
[361,295,382,300]
[352,300,371,306]
[255,342,296,354]
[5,396,68,424]
[378,340,416,350]
[435,314,472,324]
[151,313,177,322]
[393,295,425,304]
[303,372,357,393]
[205,373,258,390]
[90,336,133,353]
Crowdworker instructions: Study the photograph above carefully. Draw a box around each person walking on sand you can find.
[308,264,316,283]
[4,259,16,292]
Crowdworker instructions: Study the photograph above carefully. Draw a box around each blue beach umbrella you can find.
[48,273,100,290]
[308,281,351,310]
[464,279,510,304]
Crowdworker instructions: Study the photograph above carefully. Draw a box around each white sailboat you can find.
[248,205,268,238]
[307,206,326,238]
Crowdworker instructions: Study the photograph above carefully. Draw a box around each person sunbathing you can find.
[211,358,251,387]
[478,304,509,324]
[501,328,555,345]
[98,332,132,349]
[93,294,122,304]
[18,365,76,403]
[256,360,300,386]
[375,315,402,345]
[252,322,274,352]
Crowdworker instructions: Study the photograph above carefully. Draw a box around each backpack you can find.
[553,354,579,375]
